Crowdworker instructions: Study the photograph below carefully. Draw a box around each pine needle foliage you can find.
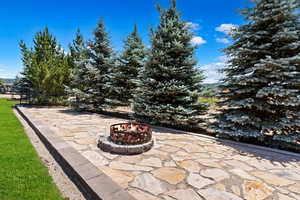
[68,29,91,109]
[87,19,116,110]
[19,28,72,104]
[107,24,147,107]
[133,0,208,126]
[215,0,300,148]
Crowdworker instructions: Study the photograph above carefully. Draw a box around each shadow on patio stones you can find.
[59,108,212,136]
[58,109,115,119]
[58,108,300,164]
[151,126,187,135]
[216,138,300,164]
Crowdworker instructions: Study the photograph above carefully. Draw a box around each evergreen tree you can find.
[19,40,34,95]
[19,28,72,104]
[215,0,300,146]
[69,29,87,63]
[68,29,91,108]
[87,18,116,110]
[107,24,147,106]
[11,76,25,95]
[133,0,207,126]
[0,79,4,93]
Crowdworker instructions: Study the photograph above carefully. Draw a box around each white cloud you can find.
[0,73,18,79]
[0,64,19,79]
[201,56,229,83]
[185,22,200,31]
[218,55,230,62]
[216,38,230,44]
[201,62,226,83]
[191,36,206,46]
[215,24,237,35]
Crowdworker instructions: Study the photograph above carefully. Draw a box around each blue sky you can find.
[0,0,251,83]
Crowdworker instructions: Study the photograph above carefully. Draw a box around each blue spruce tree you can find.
[68,29,91,109]
[215,0,300,149]
[88,19,116,110]
[106,24,147,107]
[133,0,207,126]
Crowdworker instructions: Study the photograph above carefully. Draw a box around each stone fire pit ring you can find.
[98,136,154,155]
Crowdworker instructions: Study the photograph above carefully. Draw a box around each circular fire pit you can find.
[98,122,154,155]
[110,123,152,145]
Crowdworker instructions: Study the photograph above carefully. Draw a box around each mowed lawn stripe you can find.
[0,98,63,200]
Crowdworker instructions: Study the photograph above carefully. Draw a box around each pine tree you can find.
[0,79,4,93]
[87,18,116,110]
[68,29,91,108]
[133,0,207,126]
[69,29,87,63]
[19,41,33,96]
[215,0,300,147]
[19,28,72,104]
[107,24,147,106]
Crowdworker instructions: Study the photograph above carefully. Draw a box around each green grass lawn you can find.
[0,98,63,200]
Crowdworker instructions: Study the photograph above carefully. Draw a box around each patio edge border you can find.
[16,105,136,200]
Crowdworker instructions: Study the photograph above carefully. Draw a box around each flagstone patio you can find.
[23,107,300,200]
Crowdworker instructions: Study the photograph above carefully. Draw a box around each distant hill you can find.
[203,83,220,87]
[0,78,15,84]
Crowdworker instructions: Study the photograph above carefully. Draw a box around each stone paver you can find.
[23,107,300,200]
[277,193,295,200]
[242,181,274,200]
[231,185,241,196]
[128,189,160,200]
[131,173,168,195]
[98,166,135,188]
[165,189,203,200]
[177,160,201,172]
[110,161,153,171]
[140,157,162,168]
[152,167,186,184]
[200,168,230,181]
[187,173,215,189]
[288,183,300,194]
[82,150,109,166]
[251,171,294,186]
[197,188,243,200]
[230,168,257,180]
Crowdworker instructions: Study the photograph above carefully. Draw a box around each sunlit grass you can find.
[0,98,63,200]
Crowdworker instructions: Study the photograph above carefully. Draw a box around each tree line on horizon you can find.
[17,0,300,150]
